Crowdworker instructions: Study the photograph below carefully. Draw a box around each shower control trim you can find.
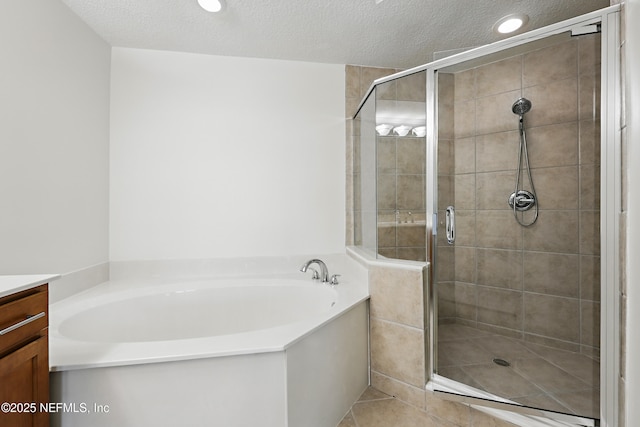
[445,206,455,245]
[508,190,536,212]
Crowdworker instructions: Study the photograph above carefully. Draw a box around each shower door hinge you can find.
[571,24,601,37]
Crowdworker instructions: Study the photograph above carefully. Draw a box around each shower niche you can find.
[352,6,620,427]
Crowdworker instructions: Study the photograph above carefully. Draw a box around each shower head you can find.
[512,97,532,116]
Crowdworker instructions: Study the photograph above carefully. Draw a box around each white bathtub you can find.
[50,262,369,427]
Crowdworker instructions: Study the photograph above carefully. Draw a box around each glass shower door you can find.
[432,28,602,424]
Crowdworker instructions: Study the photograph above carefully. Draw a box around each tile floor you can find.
[337,387,448,427]
[437,323,600,420]
[337,387,519,427]
[337,324,599,427]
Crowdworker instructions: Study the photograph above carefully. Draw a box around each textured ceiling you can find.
[60,0,610,69]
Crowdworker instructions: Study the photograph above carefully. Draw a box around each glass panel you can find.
[353,91,377,256]
[375,71,427,261]
[434,31,601,421]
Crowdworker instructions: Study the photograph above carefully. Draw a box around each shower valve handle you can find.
[516,197,534,203]
[509,190,536,212]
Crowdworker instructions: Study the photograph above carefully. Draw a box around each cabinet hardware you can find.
[0,312,45,335]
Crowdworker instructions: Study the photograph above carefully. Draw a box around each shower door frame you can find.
[419,6,621,427]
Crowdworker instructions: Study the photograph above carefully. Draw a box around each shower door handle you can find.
[445,206,455,244]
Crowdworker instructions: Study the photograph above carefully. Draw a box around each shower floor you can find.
[437,323,600,420]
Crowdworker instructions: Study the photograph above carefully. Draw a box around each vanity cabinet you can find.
[0,284,49,427]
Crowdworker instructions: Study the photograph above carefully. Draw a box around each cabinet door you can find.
[0,335,49,427]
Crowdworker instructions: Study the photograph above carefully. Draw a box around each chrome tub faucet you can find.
[300,259,339,285]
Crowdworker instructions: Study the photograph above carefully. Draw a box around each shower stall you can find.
[352,6,620,427]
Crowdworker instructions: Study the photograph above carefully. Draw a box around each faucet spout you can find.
[300,259,329,283]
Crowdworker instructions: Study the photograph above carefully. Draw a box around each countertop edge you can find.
[0,274,61,299]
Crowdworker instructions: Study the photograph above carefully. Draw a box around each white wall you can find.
[0,0,110,274]
[624,0,640,424]
[110,48,345,261]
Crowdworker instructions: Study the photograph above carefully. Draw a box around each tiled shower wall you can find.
[437,34,602,355]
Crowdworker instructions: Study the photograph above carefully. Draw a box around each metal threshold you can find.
[428,375,598,427]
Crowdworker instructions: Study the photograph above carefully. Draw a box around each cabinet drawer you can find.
[0,289,47,355]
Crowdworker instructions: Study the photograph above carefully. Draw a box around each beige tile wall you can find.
[368,264,429,409]
[438,35,602,354]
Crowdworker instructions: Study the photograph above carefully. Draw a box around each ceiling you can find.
[60,0,610,69]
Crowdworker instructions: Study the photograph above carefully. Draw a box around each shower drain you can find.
[493,358,510,367]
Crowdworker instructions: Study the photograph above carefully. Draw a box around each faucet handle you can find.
[329,274,340,285]
[308,267,320,280]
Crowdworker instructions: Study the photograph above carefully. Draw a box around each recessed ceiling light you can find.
[198,0,223,13]
[493,14,529,34]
